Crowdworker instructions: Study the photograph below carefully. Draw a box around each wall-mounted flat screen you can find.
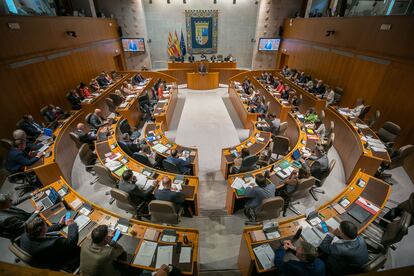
[258,38,281,51]
[121,38,145,52]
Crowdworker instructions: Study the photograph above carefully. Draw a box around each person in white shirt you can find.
[324,89,335,106]
[349,98,365,117]
[314,120,326,138]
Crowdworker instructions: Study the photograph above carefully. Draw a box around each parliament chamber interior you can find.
[0,0,413,275]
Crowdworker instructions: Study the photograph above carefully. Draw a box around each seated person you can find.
[230,148,251,174]
[6,139,43,174]
[79,82,93,98]
[297,71,308,85]
[166,149,191,174]
[225,54,234,62]
[89,109,108,131]
[80,225,126,276]
[137,144,158,167]
[0,192,39,239]
[283,165,311,195]
[311,80,326,95]
[319,220,368,275]
[305,79,315,91]
[308,146,329,180]
[67,89,82,110]
[210,54,217,62]
[256,100,267,114]
[13,129,42,151]
[90,79,101,92]
[314,120,326,138]
[157,83,165,100]
[304,108,319,123]
[154,177,186,210]
[188,54,195,62]
[275,240,325,276]
[43,104,69,122]
[121,81,135,95]
[118,170,154,206]
[244,174,276,214]
[96,72,111,88]
[131,73,145,85]
[21,217,79,271]
[114,89,126,102]
[200,53,207,61]
[75,123,96,145]
[348,98,365,118]
[324,89,335,105]
[264,113,281,135]
[111,70,120,80]
[281,65,291,77]
[19,114,43,140]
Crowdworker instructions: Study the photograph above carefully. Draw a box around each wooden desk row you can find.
[144,122,199,176]
[228,83,259,129]
[24,72,200,274]
[33,178,199,275]
[237,170,391,275]
[153,83,178,131]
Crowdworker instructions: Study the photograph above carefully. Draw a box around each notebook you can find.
[117,235,140,263]
[347,204,372,223]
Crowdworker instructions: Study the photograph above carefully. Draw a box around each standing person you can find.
[80,225,126,276]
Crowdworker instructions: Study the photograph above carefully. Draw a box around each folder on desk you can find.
[347,203,372,223]
[117,235,140,263]
[133,240,157,267]
[144,228,160,241]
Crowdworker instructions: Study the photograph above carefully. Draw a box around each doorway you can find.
[113,54,125,71]
[278,53,289,69]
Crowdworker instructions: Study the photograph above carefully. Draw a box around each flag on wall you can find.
[167,32,175,57]
[174,31,181,57]
[180,29,186,56]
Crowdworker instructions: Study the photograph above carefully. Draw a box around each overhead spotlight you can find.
[183,0,186,3]
[167,0,170,3]
[325,30,336,37]
[149,0,152,3]
[214,0,217,3]
[233,0,236,4]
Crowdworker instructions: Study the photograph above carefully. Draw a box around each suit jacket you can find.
[97,76,110,87]
[319,235,368,275]
[21,223,79,270]
[6,148,40,173]
[310,155,329,180]
[274,247,325,276]
[118,179,153,205]
[0,207,31,239]
[68,94,82,109]
[75,129,96,145]
[245,184,276,210]
[20,120,42,138]
[80,238,125,276]
[89,114,105,131]
[312,84,326,95]
[166,156,190,174]
[154,189,186,209]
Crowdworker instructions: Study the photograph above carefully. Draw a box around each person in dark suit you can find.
[200,54,207,61]
[67,89,83,110]
[20,217,80,270]
[154,177,186,210]
[89,109,108,131]
[120,133,139,154]
[6,140,42,174]
[75,123,96,145]
[131,73,145,85]
[166,149,191,174]
[188,54,195,62]
[319,220,368,275]
[43,104,69,123]
[311,79,326,95]
[308,146,329,180]
[198,62,207,73]
[275,240,325,276]
[96,72,111,88]
[118,169,154,205]
[0,192,39,239]
[19,115,43,139]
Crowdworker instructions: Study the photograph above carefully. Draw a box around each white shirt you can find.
[350,104,364,117]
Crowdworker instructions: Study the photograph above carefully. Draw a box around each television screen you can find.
[122,38,145,52]
[258,38,281,51]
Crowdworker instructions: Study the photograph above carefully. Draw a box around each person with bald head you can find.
[89,109,107,131]
[165,149,191,174]
[154,176,186,211]
[75,123,96,145]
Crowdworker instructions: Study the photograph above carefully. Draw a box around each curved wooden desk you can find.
[187,72,219,90]
[225,113,306,214]
[144,122,199,176]
[221,124,272,179]
[153,83,178,131]
[237,170,391,275]
[95,117,200,216]
[168,61,237,70]
[33,178,199,275]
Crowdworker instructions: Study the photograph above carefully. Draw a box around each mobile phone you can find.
[320,221,328,233]
[65,212,71,221]
[112,229,121,242]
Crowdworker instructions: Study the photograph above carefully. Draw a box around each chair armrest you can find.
[362,233,385,253]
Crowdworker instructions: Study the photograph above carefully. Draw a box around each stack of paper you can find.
[105,160,122,171]
[301,226,327,247]
[132,172,148,189]
[231,177,246,189]
[152,143,169,153]
[155,245,173,268]
[179,247,192,263]
[144,228,159,241]
[253,244,275,270]
[133,240,157,267]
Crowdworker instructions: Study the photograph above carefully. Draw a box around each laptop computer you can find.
[292,149,301,161]
[38,188,59,210]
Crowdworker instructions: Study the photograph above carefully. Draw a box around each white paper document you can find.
[133,240,158,267]
[179,247,192,263]
[253,243,275,270]
[155,245,173,268]
[325,217,340,229]
[231,177,245,190]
